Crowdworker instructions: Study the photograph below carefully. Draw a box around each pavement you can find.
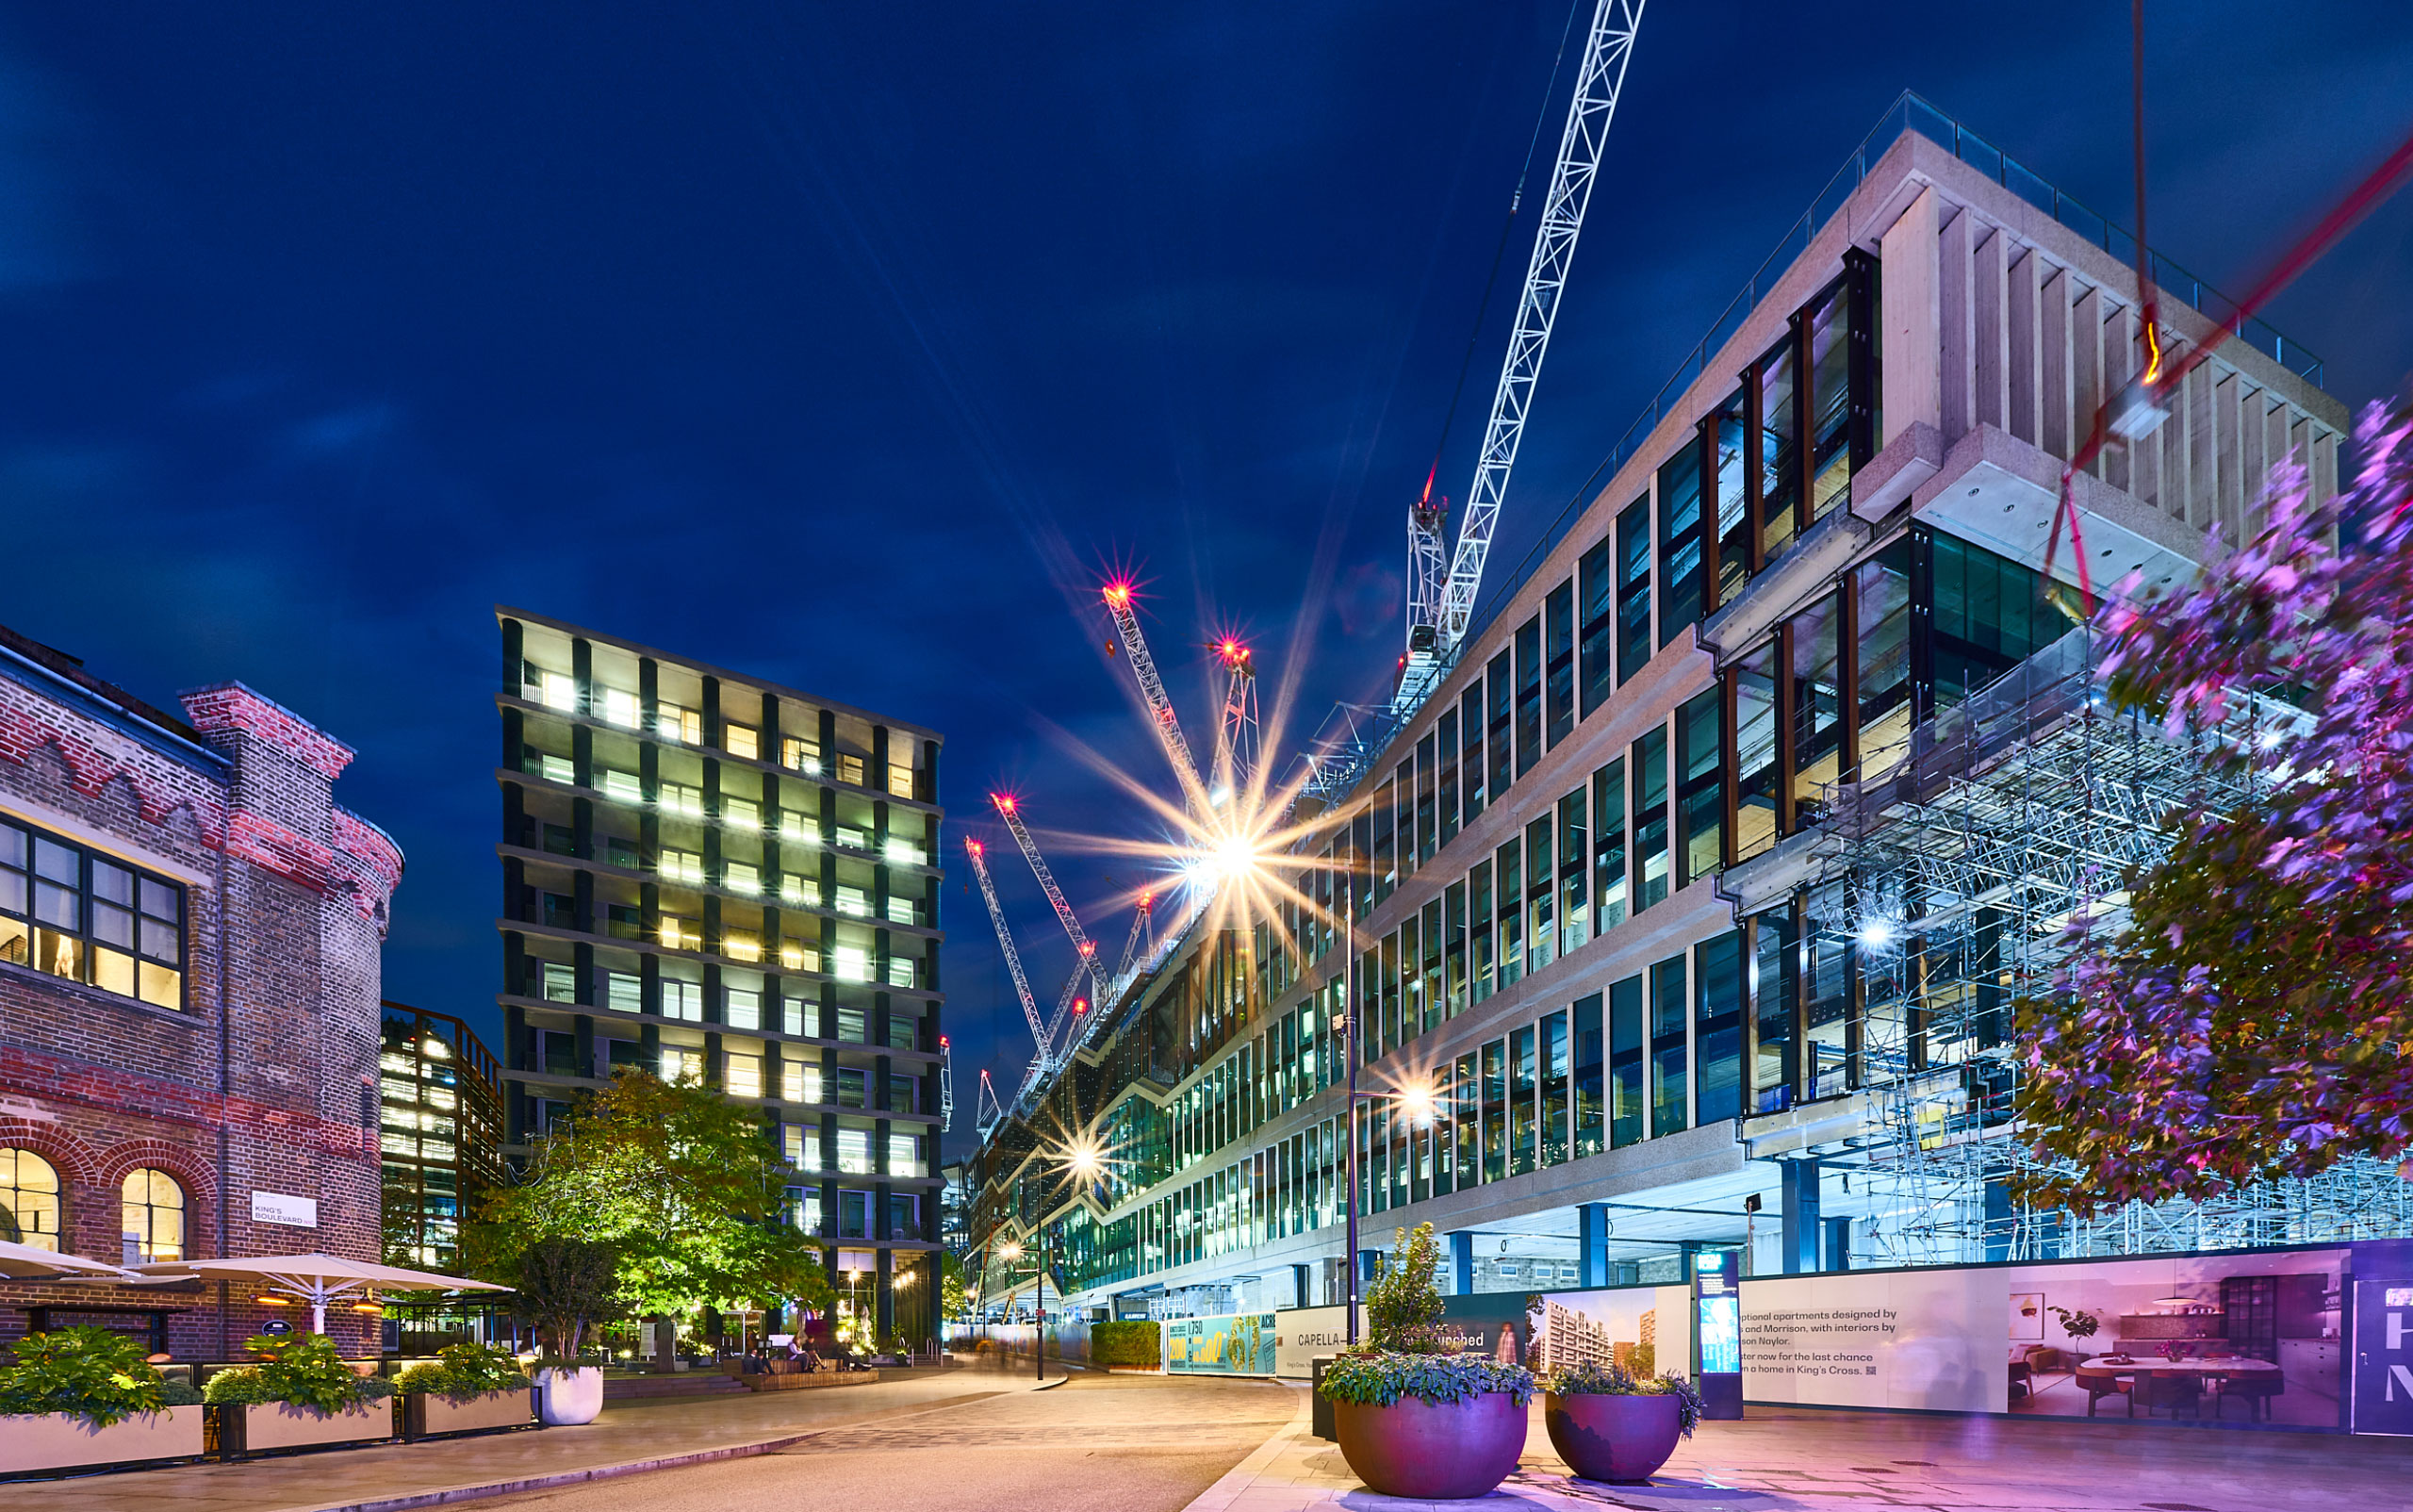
[27,1365,1025,1512]
[1183,1389,2413,1512]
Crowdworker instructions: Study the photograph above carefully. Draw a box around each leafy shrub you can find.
[158,1378,204,1406]
[1318,1350,1535,1408]
[1365,1224,1446,1351]
[394,1341,529,1403]
[1089,1320,1159,1368]
[1542,1360,1702,1437]
[0,1326,171,1427]
[205,1333,393,1413]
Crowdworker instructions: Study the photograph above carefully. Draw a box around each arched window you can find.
[0,1148,61,1250]
[121,1168,185,1263]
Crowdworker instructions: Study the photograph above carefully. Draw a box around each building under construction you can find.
[962,90,2384,1327]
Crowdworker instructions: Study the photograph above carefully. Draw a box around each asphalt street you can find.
[473,1372,1299,1512]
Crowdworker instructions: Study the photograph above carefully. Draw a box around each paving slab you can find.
[22,1365,1027,1512]
[1185,1390,2413,1512]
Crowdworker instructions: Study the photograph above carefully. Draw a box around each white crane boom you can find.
[1209,639,1259,809]
[963,837,1050,1059]
[1103,583,1212,817]
[975,1070,1004,1133]
[1396,0,1647,715]
[938,1033,956,1130]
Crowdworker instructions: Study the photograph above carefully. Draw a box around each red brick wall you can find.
[0,668,400,1359]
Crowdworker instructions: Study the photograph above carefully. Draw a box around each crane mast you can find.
[1396,0,1647,715]
[1103,583,1213,817]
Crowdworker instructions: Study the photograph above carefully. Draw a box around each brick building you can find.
[0,625,402,1358]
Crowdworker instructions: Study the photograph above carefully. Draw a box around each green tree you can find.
[939,1250,970,1323]
[471,1068,834,1321]
[1365,1224,1446,1351]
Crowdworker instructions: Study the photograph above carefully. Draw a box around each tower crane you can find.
[1102,583,1213,819]
[939,1034,956,1130]
[975,1069,1004,1136]
[963,836,1055,1071]
[1208,638,1259,810]
[1395,0,1647,716]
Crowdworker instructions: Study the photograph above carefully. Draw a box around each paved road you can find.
[476,1373,1298,1512]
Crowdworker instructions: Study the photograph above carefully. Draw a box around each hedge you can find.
[1089,1320,1160,1368]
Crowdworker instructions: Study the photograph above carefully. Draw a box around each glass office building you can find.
[966,98,2348,1317]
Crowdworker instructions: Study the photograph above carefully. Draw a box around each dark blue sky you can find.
[0,3,2404,1158]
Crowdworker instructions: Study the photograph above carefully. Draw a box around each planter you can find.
[536,1366,604,1426]
[0,1405,205,1476]
[403,1387,538,1440]
[1330,1391,1527,1500]
[209,1399,391,1458]
[1544,1391,1683,1485]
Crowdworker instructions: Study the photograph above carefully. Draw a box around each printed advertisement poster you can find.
[1272,1305,1362,1378]
[1741,1247,2347,1426]
[1442,1287,1694,1377]
[1165,1312,1276,1375]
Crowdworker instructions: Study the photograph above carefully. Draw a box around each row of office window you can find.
[0,816,185,1011]
[519,664,922,798]
[778,1124,927,1178]
[787,1185,924,1241]
[517,766,933,872]
[522,958,930,1035]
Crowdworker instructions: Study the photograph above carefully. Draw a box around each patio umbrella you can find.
[0,1238,140,1280]
[135,1253,510,1335]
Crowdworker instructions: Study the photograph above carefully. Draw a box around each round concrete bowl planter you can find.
[0,1405,206,1476]
[1331,1391,1528,1500]
[536,1366,604,1426]
[1543,1390,1683,1484]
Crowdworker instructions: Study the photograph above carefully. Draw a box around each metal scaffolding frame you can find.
[1796,624,2409,1266]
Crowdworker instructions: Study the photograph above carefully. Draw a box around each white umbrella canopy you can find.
[135,1252,510,1334]
[0,1238,140,1281]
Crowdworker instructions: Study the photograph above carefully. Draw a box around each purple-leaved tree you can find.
[2017,402,2413,1214]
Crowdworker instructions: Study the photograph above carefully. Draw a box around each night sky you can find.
[0,3,2404,1159]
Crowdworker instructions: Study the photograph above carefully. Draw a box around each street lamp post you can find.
[1024,1137,1104,1382]
[1342,871,1361,1347]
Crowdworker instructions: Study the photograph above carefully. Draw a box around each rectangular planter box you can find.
[402,1387,538,1439]
[0,1405,205,1476]
[209,1398,392,1457]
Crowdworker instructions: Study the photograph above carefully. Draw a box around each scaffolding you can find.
[1798,624,2410,1266]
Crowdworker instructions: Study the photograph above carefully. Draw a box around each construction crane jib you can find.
[963,836,1052,1061]
[991,794,1109,1031]
[1397,0,1646,716]
[1103,583,1213,817]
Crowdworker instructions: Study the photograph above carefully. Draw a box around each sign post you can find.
[1694,1249,1744,1420]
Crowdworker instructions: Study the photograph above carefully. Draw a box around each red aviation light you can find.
[965,838,983,856]
[1074,997,1089,1015]
[1103,582,1132,609]
[991,793,1016,814]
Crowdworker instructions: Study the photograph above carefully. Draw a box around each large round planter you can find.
[536,1367,604,1426]
[1544,1390,1683,1484]
[1330,1391,1527,1500]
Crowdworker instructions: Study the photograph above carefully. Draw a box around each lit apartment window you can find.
[778,940,818,972]
[883,837,924,866]
[883,896,918,926]
[536,670,577,712]
[659,850,702,885]
[657,704,701,744]
[836,1007,867,1043]
[781,995,810,1034]
[887,1133,923,1176]
[660,782,703,818]
[724,929,760,961]
[0,827,186,1011]
[723,797,760,830]
[888,1014,918,1051]
[599,687,640,728]
[660,1045,703,1084]
[780,810,818,844]
[538,754,573,784]
[781,879,821,909]
[726,986,762,1028]
[884,956,918,989]
[782,1126,814,1168]
[781,736,822,775]
[837,1127,874,1174]
[662,978,701,1019]
[833,886,868,918]
[834,826,870,850]
[725,722,760,760]
[782,1061,822,1103]
[541,961,576,1002]
[724,862,761,896]
[832,945,870,982]
[786,1185,822,1233]
[886,763,915,798]
[725,1053,763,1098]
[600,768,642,803]
[834,754,865,786]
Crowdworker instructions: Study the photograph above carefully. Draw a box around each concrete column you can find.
[2040,265,2072,460]
[1447,1230,1473,1296]
[1972,224,2006,433]
[1577,1205,1610,1290]
[1292,1264,1312,1310]
[2073,286,2106,478]
[1879,185,1942,448]
[501,616,523,691]
[1780,1158,1822,1274]
[1937,207,1972,442]
[2006,247,2040,445]
[1823,1216,1852,1272]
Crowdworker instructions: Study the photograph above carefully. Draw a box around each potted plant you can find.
[0,1325,205,1475]
[2048,1306,2103,1350]
[514,1237,621,1425]
[1541,1360,1702,1485]
[1316,1224,1535,1500]
[203,1332,394,1457]
[395,1341,536,1440]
